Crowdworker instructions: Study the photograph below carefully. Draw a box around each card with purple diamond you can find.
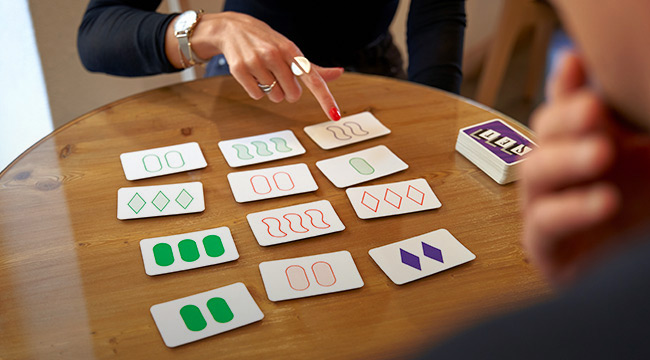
[368,229,475,285]
[460,119,535,165]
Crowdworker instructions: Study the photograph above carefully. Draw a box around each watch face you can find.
[175,11,197,31]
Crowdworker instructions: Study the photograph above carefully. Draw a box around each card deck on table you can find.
[246,200,345,246]
[456,119,536,184]
[315,145,408,188]
[259,250,364,301]
[303,111,391,150]
[369,229,475,285]
[218,130,306,168]
[346,178,441,219]
[150,282,264,348]
[120,142,207,181]
[140,227,239,276]
[227,163,318,203]
[117,181,205,220]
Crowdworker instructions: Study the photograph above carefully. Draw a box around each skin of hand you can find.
[521,52,650,286]
[165,11,343,121]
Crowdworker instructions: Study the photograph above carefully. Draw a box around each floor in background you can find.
[461,36,545,127]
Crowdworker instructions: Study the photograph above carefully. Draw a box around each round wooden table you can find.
[0,74,550,359]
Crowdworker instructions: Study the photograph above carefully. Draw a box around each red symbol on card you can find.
[285,261,337,291]
[384,189,403,209]
[361,191,380,212]
[406,185,425,205]
[251,172,296,194]
[262,209,331,238]
[360,185,427,212]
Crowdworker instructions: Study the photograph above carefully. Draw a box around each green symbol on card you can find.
[127,192,146,214]
[207,297,234,323]
[232,144,254,160]
[153,243,174,266]
[270,137,292,153]
[151,191,170,211]
[165,151,185,169]
[180,305,207,332]
[203,235,225,257]
[178,239,200,262]
[142,154,163,173]
[251,141,272,156]
[349,157,375,175]
[175,189,194,209]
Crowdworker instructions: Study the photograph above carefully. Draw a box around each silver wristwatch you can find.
[174,10,205,65]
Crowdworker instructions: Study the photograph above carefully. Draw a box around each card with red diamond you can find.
[345,178,441,219]
[368,229,475,285]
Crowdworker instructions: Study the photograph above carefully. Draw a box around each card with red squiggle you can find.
[246,200,345,246]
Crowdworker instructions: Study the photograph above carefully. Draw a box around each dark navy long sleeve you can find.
[78,0,177,76]
[78,0,466,92]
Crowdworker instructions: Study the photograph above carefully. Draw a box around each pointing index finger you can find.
[290,56,341,121]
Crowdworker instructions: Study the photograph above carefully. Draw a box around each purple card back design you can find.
[463,120,535,164]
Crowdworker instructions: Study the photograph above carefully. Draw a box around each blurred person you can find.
[417,0,650,358]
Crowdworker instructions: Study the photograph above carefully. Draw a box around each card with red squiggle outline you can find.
[246,200,345,246]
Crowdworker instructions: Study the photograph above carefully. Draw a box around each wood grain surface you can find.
[0,73,551,359]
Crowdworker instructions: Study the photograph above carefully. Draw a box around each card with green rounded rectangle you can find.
[117,181,205,220]
[315,145,408,188]
[120,142,207,181]
[218,130,306,168]
[140,226,239,276]
[150,282,264,348]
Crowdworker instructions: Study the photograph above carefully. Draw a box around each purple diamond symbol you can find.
[422,242,443,263]
[400,249,421,270]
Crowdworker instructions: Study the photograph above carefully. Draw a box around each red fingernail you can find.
[330,107,341,121]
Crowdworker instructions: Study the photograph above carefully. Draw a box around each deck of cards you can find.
[455,119,535,185]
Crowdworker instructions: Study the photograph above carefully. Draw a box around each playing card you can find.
[117,181,205,220]
[303,111,391,150]
[218,130,306,168]
[246,200,345,246]
[140,227,239,276]
[150,282,263,348]
[227,163,318,203]
[369,229,475,285]
[346,178,441,219]
[315,145,408,188]
[259,250,364,302]
[458,119,535,166]
[120,142,207,181]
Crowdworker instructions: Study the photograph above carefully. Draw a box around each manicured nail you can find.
[329,107,341,121]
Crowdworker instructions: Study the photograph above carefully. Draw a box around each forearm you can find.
[407,0,466,93]
[78,0,178,76]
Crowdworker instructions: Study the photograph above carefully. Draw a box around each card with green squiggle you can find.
[218,130,306,168]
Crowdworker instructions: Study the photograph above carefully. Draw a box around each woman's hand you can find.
[166,12,342,121]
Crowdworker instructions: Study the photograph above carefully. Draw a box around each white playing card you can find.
[140,227,239,276]
[246,200,345,246]
[218,130,306,168]
[369,229,475,285]
[120,142,207,181]
[346,178,442,219]
[259,250,364,302]
[150,282,264,348]
[303,111,391,150]
[316,145,408,188]
[227,163,318,203]
[117,181,205,220]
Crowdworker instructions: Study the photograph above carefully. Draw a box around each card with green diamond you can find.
[117,181,205,220]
